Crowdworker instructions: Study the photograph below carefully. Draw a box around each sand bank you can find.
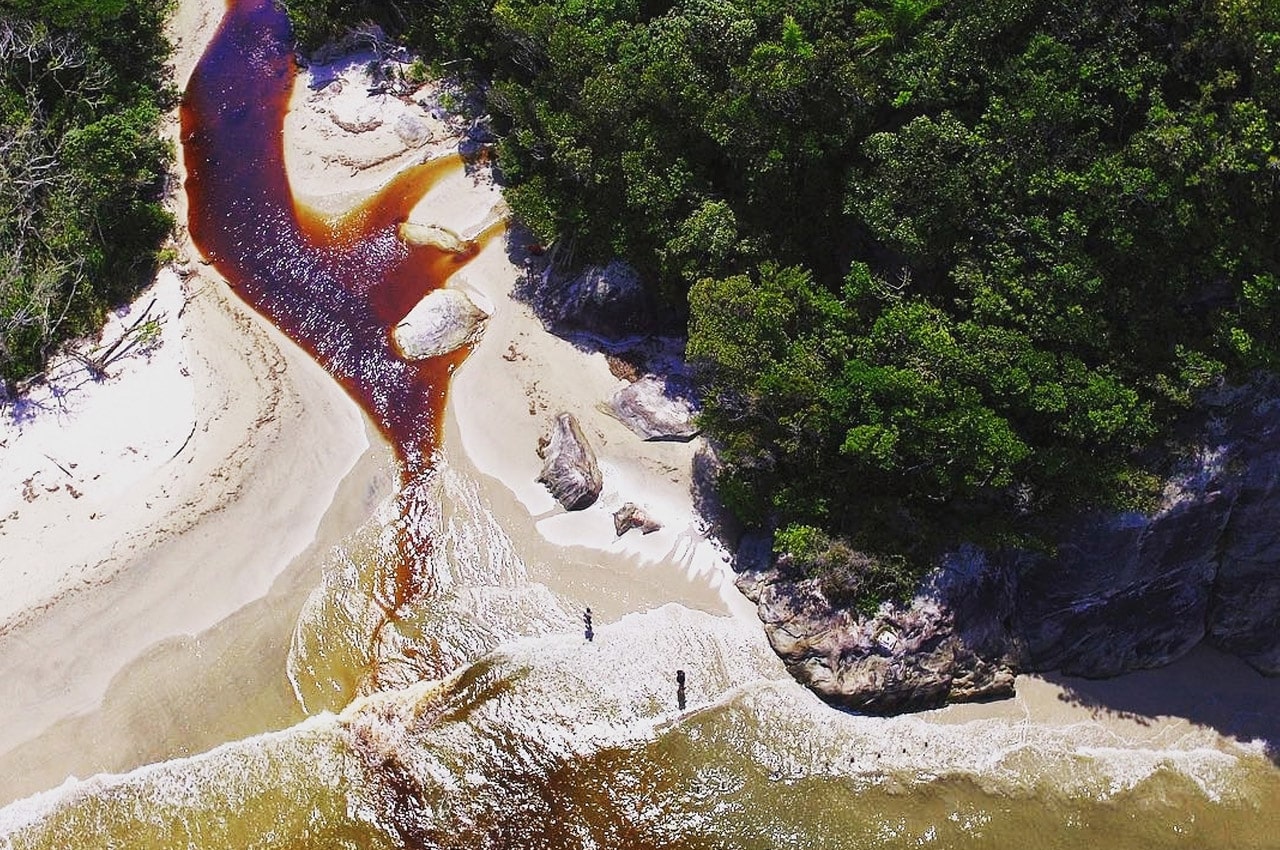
[0,0,394,804]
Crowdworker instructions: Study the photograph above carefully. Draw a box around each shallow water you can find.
[3,607,1278,848]
[1,0,1278,846]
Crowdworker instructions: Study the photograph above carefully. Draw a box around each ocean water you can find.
[3,605,1278,848]
[1,0,1277,846]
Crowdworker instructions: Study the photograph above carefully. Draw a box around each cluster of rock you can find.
[533,383,691,532]
[390,220,487,362]
[398,238,1279,714]
[736,379,1280,713]
[523,261,698,531]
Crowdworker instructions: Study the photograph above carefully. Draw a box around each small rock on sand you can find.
[613,502,662,536]
[399,221,467,253]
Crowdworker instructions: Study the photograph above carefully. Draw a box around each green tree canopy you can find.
[0,0,173,384]
[288,0,1280,593]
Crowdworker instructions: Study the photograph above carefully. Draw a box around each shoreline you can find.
[0,0,396,804]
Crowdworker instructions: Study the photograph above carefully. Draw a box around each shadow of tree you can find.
[501,228,702,419]
[1042,645,1279,766]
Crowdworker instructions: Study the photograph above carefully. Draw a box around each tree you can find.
[0,1,172,385]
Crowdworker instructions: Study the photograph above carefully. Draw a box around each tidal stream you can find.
[1,1,1278,847]
[181,0,504,693]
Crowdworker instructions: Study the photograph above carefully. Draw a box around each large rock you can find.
[1013,490,1229,677]
[613,502,662,536]
[392,289,488,360]
[1009,385,1280,678]
[394,112,433,147]
[536,413,603,511]
[519,260,658,340]
[736,546,1017,714]
[607,375,699,441]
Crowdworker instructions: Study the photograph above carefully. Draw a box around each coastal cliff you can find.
[736,378,1280,713]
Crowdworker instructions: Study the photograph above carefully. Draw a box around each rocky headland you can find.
[513,251,1280,714]
[736,378,1280,713]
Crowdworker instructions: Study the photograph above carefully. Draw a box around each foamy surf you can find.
[8,606,1275,848]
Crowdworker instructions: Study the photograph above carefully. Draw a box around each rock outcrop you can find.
[1204,401,1280,674]
[736,546,1017,714]
[392,289,488,360]
[607,376,699,441]
[735,379,1280,712]
[398,221,467,254]
[517,260,658,340]
[536,413,602,511]
[613,502,662,536]
[1012,384,1280,678]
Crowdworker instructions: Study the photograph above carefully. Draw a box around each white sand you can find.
[0,0,392,802]
[445,246,753,617]
[283,46,452,211]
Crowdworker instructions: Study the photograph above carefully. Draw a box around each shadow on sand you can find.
[1042,645,1279,766]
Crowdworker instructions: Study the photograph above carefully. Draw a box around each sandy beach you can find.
[0,0,393,802]
[0,0,1274,817]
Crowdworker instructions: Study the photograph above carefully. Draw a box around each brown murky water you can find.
[181,0,502,679]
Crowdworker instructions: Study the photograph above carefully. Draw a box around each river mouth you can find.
[0,0,1277,845]
[181,0,508,691]
[3,606,1278,849]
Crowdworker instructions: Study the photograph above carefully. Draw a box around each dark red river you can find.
[181,0,493,662]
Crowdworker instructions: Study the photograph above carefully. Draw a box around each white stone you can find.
[398,221,467,253]
[392,289,488,360]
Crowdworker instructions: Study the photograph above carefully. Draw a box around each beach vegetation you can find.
[0,0,174,386]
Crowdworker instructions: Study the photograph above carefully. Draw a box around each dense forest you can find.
[0,0,172,386]
[309,0,1280,596]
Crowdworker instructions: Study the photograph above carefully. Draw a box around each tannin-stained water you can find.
[181,0,496,674]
